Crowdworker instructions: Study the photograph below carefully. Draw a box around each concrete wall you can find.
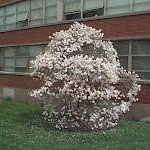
[122,103,150,122]
[0,86,42,105]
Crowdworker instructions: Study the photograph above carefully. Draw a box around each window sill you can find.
[0,71,30,76]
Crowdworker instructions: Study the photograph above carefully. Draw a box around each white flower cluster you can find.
[30,22,141,131]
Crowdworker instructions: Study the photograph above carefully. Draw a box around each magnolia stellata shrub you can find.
[30,22,141,131]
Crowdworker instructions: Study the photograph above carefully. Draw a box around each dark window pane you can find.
[0,58,2,67]
[0,48,3,56]
[17,20,28,28]
[29,45,43,57]
[136,72,150,80]
[4,67,14,72]
[83,8,104,18]
[5,47,15,57]
[5,58,15,67]
[132,40,150,55]
[16,46,28,56]
[16,58,27,67]
[119,56,128,70]
[132,56,150,70]
[65,12,81,20]
[15,67,27,72]
[113,41,129,55]
[0,25,4,31]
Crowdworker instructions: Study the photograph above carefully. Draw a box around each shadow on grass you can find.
[16,110,56,131]
[16,110,88,133]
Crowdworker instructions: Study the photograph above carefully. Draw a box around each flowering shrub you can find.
[30,22,141,131]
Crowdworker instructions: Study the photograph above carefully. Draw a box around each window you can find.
[63,0,104,20]
[132,40,150,80]
[0,44,48,73]
[30,0,44,26]
[29,45,44,72]
[83,0,104,18]
[45,0,57,24]
[1,0,150,32]
[4,47,15,72]
[133,0,150,12]
[113,41,129,70]
[113,39,150,80]
[16,1,30,29]
[15,46,28,72]
[0,8,5,32]
[63,0,81,20]
[0,48,4,71]
[5,4,16,30]
[106,0,131,15]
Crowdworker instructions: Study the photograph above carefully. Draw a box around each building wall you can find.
[137,84,150,104]
[0,74,41,89]
[0,0,150,122]
[0,13,149,104]
[1,13,150,46]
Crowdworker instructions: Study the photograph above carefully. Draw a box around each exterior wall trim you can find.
[105,35,150,41]
[0,42,49,48]
[0,71,30,76]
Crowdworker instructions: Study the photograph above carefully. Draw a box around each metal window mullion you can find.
[132,55,150,57]
[27,46,29,73]
[3,48,5,70]
[57,0,63,22]
[130,0,133,13]
[2,48,4,71]
[14,47,17,71]
[103,0,107,16]
[4,7,6,31]
[81,0,83,18]
[15,3,17,29]
[43,0,46,24]
[133,70,150,73]
[42,45,44,54]
[128,40,132,71]
[28,0,31,27]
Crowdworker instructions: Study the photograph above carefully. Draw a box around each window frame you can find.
[0,44,48,74]
[112,39,150,81]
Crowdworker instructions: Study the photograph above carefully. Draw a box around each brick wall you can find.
[0,0,20,5]
[0,74,41,89]
[137,84,150,104]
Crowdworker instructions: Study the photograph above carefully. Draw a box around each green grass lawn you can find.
[0,98,150,150]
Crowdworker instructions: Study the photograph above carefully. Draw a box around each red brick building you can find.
[0,0,150,120]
